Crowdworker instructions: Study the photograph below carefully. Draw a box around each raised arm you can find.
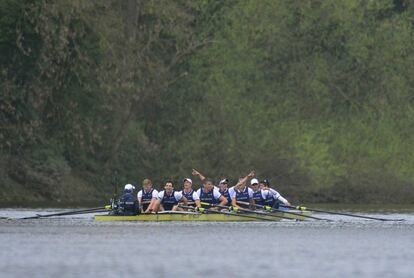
[192,168,206,182]
[235,170,255,188]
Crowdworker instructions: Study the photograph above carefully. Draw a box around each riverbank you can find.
[1,156,413,207]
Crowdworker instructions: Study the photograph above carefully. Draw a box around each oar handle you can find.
[274,204,307,211]
[200,202,294,220]
[178,205,205,213]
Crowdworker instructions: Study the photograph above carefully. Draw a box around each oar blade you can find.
[18,206,110,220]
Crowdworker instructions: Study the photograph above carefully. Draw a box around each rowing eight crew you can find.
[112,170,290,216]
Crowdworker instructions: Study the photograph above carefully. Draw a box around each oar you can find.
[236,201,332,222]
[20,206,111,220]
[280,204,405,222]
[199,202,295,221]
[178,205,278,222]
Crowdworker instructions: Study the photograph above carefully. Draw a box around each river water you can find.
[1,209,413,278]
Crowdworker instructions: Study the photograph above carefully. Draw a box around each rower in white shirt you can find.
[218,178,232,205]
[155,180,188,211]
[196,178,228,208]
[192,168,221,191]
[250,178,271,207]
[137,178,159,213]
[229,171,255,209]
[259,178,290,208]
[180,177,201,208]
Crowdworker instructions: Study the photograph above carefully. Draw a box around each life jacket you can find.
[253,190,266,206]
[219,188,231,205]
[199,188,218,207]
[141,188,154,211]
[182,189,195,206]
[161,191,178,211]
[116,192,140,216]
[235,186,250,208]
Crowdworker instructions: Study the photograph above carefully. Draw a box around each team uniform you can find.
[229,186,254,208]
[158,190,184,210]
[263,192,275,207]
[252,189,270,206]
[196,188,223,208]
[266,188,289,208]
[219,188,232,206]
[137,188,159,211]
[180,189,200,207]
[112,192,140,216]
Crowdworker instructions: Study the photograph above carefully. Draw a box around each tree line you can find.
[1,0,413,205]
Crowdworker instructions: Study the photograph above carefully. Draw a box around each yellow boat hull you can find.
[94,211,310,221]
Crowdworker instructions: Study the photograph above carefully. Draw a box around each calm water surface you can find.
[0,209,413,278]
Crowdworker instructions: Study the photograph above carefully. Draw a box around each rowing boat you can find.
[94,210,311,221]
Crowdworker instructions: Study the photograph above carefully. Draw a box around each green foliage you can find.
[1,0,414,204]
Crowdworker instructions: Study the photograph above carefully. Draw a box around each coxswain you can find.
[260,178,290,208]
[229,171,255,209]
[111,184,140,216]
[196,178,228,208]
[218,178,232,205]
[180,178,201,208]
[155,180,188,211]
[137,178,159,213]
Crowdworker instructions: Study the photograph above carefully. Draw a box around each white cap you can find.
[183,178,192,184]
[250,178,259,185]
[124,184,135,191]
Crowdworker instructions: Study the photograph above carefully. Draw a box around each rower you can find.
[250,178,270,207]
[155,180,188,211]
[260,178,291,208]
[111,184,140,216]
[218,178,232,205]
[229,171,255,209]
[192,168,221,190]
[180,178,201,208]
[137,178,159,213]
[196,178,227,208]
